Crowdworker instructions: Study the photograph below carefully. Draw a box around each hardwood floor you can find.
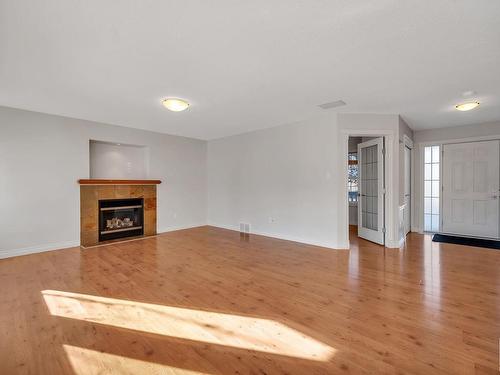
[1,226,499,374]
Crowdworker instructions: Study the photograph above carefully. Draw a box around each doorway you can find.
[347,136,386,246]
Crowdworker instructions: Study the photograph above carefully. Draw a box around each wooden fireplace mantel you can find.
[78,179,162,185]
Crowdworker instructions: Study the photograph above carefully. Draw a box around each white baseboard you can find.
[0,240,80,260]
[1,222,347,259]
[207,222,347,250]
[0,223,207,260]
[411,225,422,233]
[386,238,403,249]
[335,240,350,249]
[157,223,207,234]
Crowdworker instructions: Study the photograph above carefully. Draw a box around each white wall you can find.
[208,112,402,249]
[412,121,500,232]
[0,106,207,257]
[1,105,409,257]
[208,112,341,248]
[414,121,500,144]
[90,141,149,179]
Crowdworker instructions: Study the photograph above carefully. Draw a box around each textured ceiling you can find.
[1,0,499,139]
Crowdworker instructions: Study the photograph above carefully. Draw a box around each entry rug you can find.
[432,233,500,250]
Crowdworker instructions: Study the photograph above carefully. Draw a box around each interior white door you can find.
[442,140,499,238]
[404,146,411,235]
[358,138,385,245]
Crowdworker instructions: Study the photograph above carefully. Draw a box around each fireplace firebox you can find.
[98,198,144,242]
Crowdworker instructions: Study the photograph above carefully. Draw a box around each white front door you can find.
[442,140,500,238]
[358,138,385,245]
[404,146,411,235]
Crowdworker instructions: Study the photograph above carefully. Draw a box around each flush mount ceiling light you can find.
[455,101,480,111]
[162,98,190,112]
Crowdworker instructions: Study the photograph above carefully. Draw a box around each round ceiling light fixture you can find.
[455,101,480,111]
[162,98,190,112]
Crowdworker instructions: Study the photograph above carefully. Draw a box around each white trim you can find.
[412,224,423,233]
[417,143,425,234]
[0,221,347,259]
[157,223,207,233]
[0,240,80,260]
[0,223,207,260]
[386,238,404,248]
[340,129,398,248]
[417,134,500,147]
[403,134,414,235]
[208,223,348,250]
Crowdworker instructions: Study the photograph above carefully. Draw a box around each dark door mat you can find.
[432,233,500,250]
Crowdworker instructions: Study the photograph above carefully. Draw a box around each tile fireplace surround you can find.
[79,179,161,247]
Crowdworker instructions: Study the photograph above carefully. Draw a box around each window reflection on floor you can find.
[42,290,335,361]
[423,240,442,316]
[63,345,209,375]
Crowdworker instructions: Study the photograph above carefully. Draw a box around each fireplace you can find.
[98,198,144,242]
[79,180,160,247]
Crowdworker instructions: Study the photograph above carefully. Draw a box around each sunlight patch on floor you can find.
[63,344,209,375]
[43,290,335,361]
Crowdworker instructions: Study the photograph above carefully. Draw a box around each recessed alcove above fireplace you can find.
[89,140,149,179]
[79,180,161,247]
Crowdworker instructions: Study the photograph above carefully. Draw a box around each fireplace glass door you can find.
[98,198,144,242]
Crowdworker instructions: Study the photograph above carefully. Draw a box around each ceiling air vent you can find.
[318,100,346,110]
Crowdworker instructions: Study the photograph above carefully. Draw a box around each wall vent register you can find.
[239,223,251,234]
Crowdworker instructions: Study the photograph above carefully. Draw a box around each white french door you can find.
[442,140,500,238]
[358,138,385,245]
[404,146,411,235]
